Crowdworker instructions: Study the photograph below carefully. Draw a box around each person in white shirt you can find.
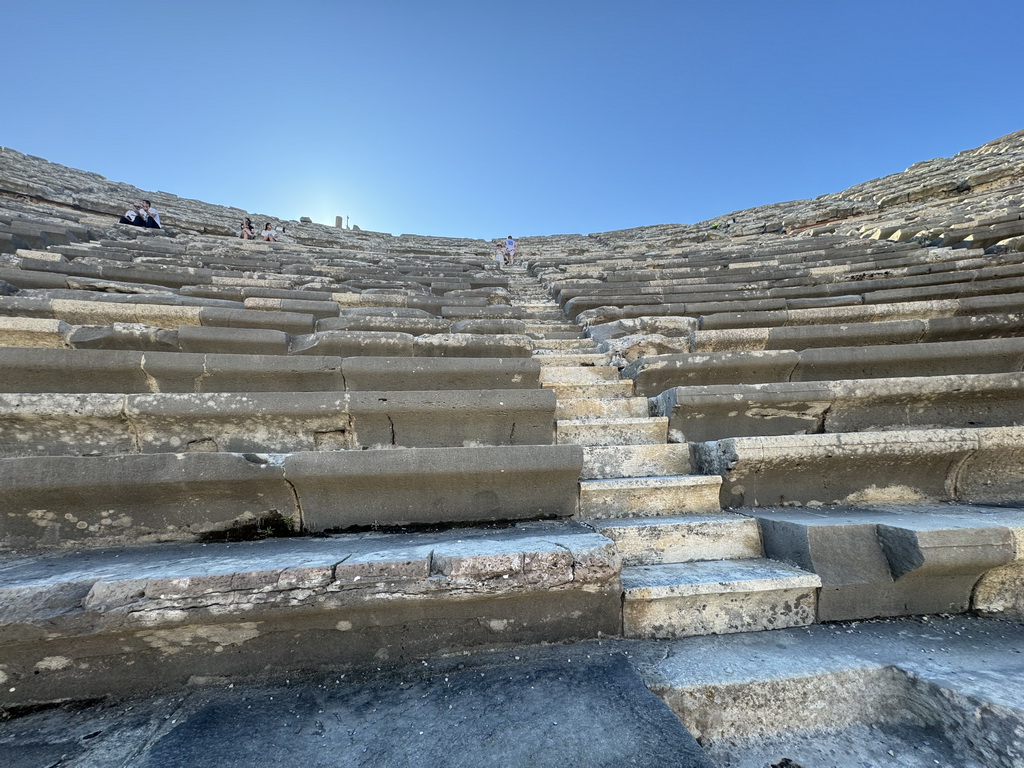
[139,200,161,229]
[261,223,277,241]
[504,235,517,265]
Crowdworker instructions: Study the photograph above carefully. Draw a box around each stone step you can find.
[542,380,636,399]
[621,558,821,638]
[534,352,612,366]
[755,504,1024,622]
[539,365,620,384]
[578,475,722,519]
[557,396,649,420]
[557,416,668,446]
[514,302,560,310]
[527,331,587,341]
[529,311,569,322]
[0,389,559,457]
[0,348,545,394]
[591,514,763,566]
[524,322,581,334]
[530,338,601,352]
[581,444,693,480]
[643,617,1024,765]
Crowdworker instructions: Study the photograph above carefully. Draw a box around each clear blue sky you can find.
[6,1,1023,239]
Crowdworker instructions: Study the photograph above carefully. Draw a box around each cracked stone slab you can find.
[0,521,623,705]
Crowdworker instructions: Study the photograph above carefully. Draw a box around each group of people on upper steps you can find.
[118,200,161,228]
[239,217,277,241]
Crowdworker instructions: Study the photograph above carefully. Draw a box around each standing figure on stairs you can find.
[495,241,506,266]
[504,235,517,265]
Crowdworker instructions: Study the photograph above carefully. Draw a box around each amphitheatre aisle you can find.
[0,132,1023,765]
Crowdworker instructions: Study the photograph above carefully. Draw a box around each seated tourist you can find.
[261,222,277,241]
[139,200,161,229]
[118,204,143,226]
[240,217,254,239]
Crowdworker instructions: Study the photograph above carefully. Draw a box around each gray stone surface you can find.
[0,647,712,768]
[0,523,621,704]
[755,504,1023,620]
[651,372,1024,442]
[290,444,583,530]
[641,616,1024,768]
[626,338,1024,394]
[693,427,1024,508]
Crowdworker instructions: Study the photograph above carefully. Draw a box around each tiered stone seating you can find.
[2,133,1024,761]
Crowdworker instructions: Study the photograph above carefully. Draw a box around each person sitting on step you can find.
[240,217,254,239]
[138,200,161,229]
[118,203,144,226]
[261,222,277,241]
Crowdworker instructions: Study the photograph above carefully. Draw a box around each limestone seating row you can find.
[551,241,1014,297]
[623,337,1024,395]
[594,313,1024,363]
[693,426,1024,509]
[0,388,556,458]
[543,238,992,289]
[0,294,319,333]
[0,444,585,550]
[571,269,1024,326]
[0,264,511,316]
[0,348,542,393]
[547,242,1020,297]
[0,316,538,358]
[696,292,1024,330]
[559,259,1024,320]
[21,238,512,287]
[650,372,1024,443]
[754,504,1024,622]
[0,522,621,704]
[0,213,94,254]
[582,293,1024,348]
[690,312,1024,354]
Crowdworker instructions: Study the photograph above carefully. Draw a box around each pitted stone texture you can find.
[651,372,1024,443]
[0,316,68,347]
[556,396,649,420]
[540,364,620,384]
[622,558,819,638]
[557,416,668,446]
[581,444,692,480]
[591,514,762,566]
[694,426,1024,509]
[0,522,624,704]
[579,475,722,519]
[756,505,1020,621]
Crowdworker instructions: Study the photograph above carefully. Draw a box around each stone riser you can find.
[622,556,819,638]
[593,514,762,566]
[579,475,722,519]
[557,417,668,446]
